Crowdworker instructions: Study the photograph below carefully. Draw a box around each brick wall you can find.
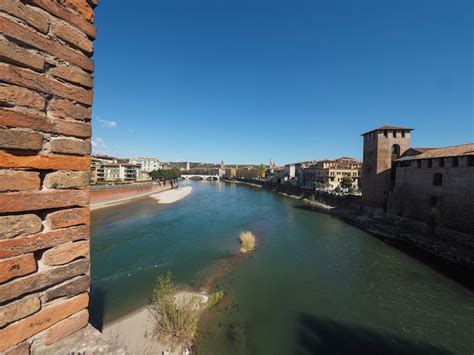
[0,1,97,353]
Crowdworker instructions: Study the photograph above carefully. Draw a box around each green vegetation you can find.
[151,273,199,349]
[340,176,353,189]
[314,181,322,189]
[207,291,224,309]
[334,186,342,193]
[149,167,181,181]
[259,164,266,178]
[239,231,256,253]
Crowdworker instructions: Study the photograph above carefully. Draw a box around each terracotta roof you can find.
[410,147,433,153]
[397,143,474,161]
[361,125,414,136]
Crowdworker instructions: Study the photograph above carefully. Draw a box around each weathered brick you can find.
[0,63,93,105]
[42,275,90,303]
[0,35,44,71]
[49,63,93,88]
[48,98,91,121]
[0,15,94,72]
[0,254,37,284]
[45,309,89,345]
[0,189,89,214]
[0,214,42,239]
[0,292,89,352]
[48,137,91,155]
[0,83,45,110]
[30,0,96,38]
[53,21,93,55]
[0,108,91,138]
[0,295,41,328]
[42,240,89,266]
[4,341,30,355]
[46,207,90,229]
[0,0,49,33]
[44,171,90,189]
[0,259,89,303]
[0,225,89,259]
[0,170,40,192]
[61,0,95,22]
[0,150,91,171]
[0,128,43,151]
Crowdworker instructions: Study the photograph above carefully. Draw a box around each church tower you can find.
[361,125,412,211]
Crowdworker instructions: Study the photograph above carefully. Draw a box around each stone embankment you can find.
[224,179,474,285]
[91,181,174,210]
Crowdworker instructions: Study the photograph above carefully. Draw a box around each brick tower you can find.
[361,125,413,211]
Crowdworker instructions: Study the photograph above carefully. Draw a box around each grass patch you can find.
[151,272,200,349]
[239,231,256,253]
[207,291,224,309]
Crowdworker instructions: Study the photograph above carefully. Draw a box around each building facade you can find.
[129,157,161,172]
[302,158,362,191]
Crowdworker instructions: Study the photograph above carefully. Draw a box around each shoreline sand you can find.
[151,186,192,204]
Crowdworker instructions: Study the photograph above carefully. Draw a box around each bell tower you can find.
[361,125,413,211]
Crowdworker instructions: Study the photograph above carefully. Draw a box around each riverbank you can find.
[91,182,172,210]
[151,186,192,204]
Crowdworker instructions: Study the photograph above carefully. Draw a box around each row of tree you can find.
[149,167,181,181]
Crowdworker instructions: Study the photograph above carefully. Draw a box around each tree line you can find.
[149,167,181,181]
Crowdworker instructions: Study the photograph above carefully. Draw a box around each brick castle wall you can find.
[91,182,172,205]
[0,1,97,353]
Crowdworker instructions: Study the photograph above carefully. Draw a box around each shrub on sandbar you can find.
[239,231,256,254]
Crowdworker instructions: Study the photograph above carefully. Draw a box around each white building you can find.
[103,163,141,182]
[129,157,161,172]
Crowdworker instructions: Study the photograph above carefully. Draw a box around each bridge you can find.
[181,174,221,181]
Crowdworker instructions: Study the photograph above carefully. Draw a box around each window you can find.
[452,157,458,167]
[427,159,433,168]
[433,173,443,186]
[438,158,444,168]
[401,130,406,138]
[391,144,400,159]
[468,156,474,167]
[393,130,397,138]
[417,160,421,168]
[383,130,388,138]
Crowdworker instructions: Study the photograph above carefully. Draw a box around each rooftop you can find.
[361,125,414,136]
[397,143,474,161]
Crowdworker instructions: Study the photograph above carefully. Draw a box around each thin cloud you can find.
[97,117,117,128]
[91,137,107,154]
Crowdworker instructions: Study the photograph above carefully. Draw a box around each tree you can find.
[314,181,322,189]
[340,176,353,189]
[149,167,181,181]
[259,164,266,179]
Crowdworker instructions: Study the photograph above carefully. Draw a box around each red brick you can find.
[0,259,89,303]
[0,214,42,239]
[0,295,41,328]
[53,21,93,55]
[0,170,40,192]
[43,240,89,266]
[48,98,91,121]
[0,254,37,283]
[45,309,89,345]
[0,83,45,110]
[0,150,91,170]
[0,225,89,259]
[46,207,90,229]
[0,128,43,151]
[49,63,93,88]
[62,0,95,22]
[4,341,30,355]
[0,190,89,214]
[0,35,44,71]
[0,292,89,352]
[0,108,91,138]
[30,0,96,38]
[48,137,91,155]
[0,63,93,105]
[0,0,49,33]
[0,17,94,72]
[42,275,90,302]
[44,171,90,189]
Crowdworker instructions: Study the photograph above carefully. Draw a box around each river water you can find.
[91,181,474,354]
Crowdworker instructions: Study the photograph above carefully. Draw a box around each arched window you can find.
[433,173,443,186]
[391,144,400,160]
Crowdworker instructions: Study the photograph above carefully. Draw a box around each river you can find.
[91,180,474,354]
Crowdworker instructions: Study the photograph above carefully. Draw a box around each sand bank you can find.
[151,186,192,204]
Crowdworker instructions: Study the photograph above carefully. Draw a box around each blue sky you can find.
[92,0,473,165]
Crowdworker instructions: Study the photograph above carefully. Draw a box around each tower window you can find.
[417,160,421,168]
[391,144,400,159]
[438,158,444,168]
[401,130,406,138]
[393,130,397,138]
[427,159,433,168]
[383,130,388,138]
[468,156,474,167]
[433,173,443,186]
[452,157,459,167]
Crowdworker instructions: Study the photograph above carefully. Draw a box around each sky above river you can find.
[92,0,473,164]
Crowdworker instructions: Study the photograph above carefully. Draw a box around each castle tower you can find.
[361,125,413,211]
